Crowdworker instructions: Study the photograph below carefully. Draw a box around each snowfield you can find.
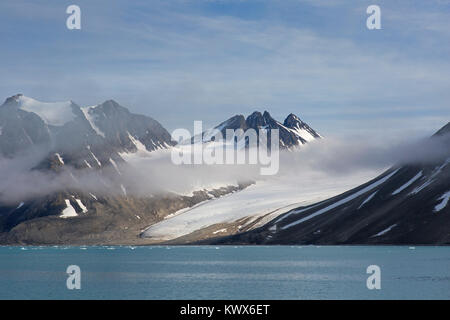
[16,95,76,126]
[142,169,382,241]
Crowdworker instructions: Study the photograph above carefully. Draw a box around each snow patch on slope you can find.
[87,146,102,166]
[127,132,151,155]
[434,191,450,212]
[291,127,317,142]
[391,171,422,195]
[81,106,105,137]
[60,199,78,218]
[358,191,378,209]
[371,224,398,237]
[410,159,450,195]
[55,153,64,165]
[281,169,400,230]
[120,184,127,196]
[75,199,88,213]
[109,158,121,175]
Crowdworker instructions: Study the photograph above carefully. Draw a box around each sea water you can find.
[0,245,449,299]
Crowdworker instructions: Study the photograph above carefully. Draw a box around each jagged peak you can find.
[284,113,301,122]
[103,99,119,105]
[95,99,130,115]
[262,111,278,127]
[246,111,263,119]
[245,110,276,126]
[246,111,265,127]
[283,113,306,128]
[262,110,272,118]
[98,99,121,107]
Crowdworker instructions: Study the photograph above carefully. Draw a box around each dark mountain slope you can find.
[208,123,450,245]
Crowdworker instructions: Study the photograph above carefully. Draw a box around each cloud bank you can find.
[1,131,448,204]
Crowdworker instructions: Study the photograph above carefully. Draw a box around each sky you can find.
[0,0,449,138]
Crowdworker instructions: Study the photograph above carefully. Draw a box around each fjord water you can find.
[0,246,449,299]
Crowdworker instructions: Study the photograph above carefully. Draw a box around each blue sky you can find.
[0,0,449,137]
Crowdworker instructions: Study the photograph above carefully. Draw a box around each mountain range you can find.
[1,93,448,245]
[0,94,319,245]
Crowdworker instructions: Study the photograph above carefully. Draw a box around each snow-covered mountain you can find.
[196,111,321,148]
[0,94,174,167]
[0,94,192,245]
[210,122,450,245]
[81,100,173,152]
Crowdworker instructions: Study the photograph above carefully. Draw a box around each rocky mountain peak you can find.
[94,99,130,116]
[203,110,320,148]
[262,111,278,127]
[262,110,272,119]
[283,113,302,127]
[244,110,277,128]
[245,111,265,127]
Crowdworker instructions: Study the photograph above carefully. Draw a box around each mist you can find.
[0,132,448,205]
